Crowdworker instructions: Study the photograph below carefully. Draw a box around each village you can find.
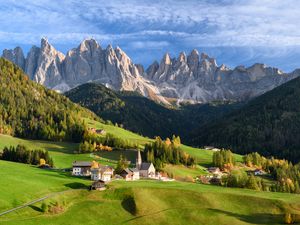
[72,150,174,190]
[72,144,268,191]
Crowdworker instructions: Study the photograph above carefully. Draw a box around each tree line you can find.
[0,58,98,142]
[212,149,235,170]
[243,152,300,193]
[78,132,139,153]
[144,136,196,170]
[1,145,54,167]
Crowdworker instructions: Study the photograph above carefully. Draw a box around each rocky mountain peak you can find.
[161,53,171,65]
[178,52,187,63]
[2,39,300,105]
[79,38,101,52]
[2,46,25,70]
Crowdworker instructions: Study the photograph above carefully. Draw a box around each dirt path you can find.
[0,189,76,217]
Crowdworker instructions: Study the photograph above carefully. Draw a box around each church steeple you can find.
[136,150,142,170]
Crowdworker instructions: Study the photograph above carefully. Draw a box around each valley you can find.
[1,16,300,225]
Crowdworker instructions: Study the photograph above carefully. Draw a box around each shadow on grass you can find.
[28,205,43,212]
[208,208,286,224]
[64,182,89,189]
[121,196,137,216]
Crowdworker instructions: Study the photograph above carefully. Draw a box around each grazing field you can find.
[0,160,90,212]
[0,132,226,169]
[163,164,208,179]
[1,179,300,225]
[85,118,152,147]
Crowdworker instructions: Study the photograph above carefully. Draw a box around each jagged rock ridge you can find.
[2,38,300,104]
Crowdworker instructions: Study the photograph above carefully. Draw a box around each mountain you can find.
[189,74,300,162]
[146,51,300,103]
[0,58,98,141]
[2,38,168,104]
[65,83,242,140]
[3,38,300,104]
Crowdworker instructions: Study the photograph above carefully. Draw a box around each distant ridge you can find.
[3,38,300,104]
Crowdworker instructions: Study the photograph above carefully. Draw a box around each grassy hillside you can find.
[190,75,300,162]
[1,178,300,225]
[0,132,220,170]
[0,160,90,211]
[65,83,242,141]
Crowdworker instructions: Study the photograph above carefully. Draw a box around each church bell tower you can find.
[136,150,142,170]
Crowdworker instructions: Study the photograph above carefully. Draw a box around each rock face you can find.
[2,38,168,104]
[2,38,300,104]
[145,50,300,103]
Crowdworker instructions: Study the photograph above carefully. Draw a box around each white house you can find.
[72,161,92,176]
[136,150,156,178]
[91,165,114,182]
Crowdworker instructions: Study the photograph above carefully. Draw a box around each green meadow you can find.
[1,130,300,225]
[1,176,300,225]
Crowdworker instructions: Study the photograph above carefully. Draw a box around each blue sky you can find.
[1,0,300,71]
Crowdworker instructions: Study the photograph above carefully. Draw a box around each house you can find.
[207,167,223,178]
[91,165,114,182]
[208,167,220,174]
[204,146,220,151]
[136,150,156,178]
[72,161,92,176]
[120,168,140,181]
[254,169,265,176]
[88,128,106,135]
[90,180,106,191]
[96,129,106,135]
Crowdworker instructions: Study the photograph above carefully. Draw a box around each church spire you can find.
[136,150,142,170]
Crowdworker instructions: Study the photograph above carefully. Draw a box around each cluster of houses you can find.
[197,166,266,185]
[72,150,167,189]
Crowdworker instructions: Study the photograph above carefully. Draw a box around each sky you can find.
[1,0,300,71]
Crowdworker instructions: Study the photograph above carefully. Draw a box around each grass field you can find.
[85,118,152,147]
[0,133,223,169]
[1,177,300,225]
[0,160,91,212]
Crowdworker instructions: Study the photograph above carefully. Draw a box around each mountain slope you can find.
[0,57,98,141]
[190,74,300,162]
[65,83,242,140]
[3,38,300,104]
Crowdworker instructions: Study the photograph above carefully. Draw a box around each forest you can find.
[1,145,54,167]
[0,58,99,142]
[144,136,196,170]
[192,75,300,163]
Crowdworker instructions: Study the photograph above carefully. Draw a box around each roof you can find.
[121,168,133,175]
[91,180,105,188]
[72,161,92,167]
[129,168,139,173]
[140,162,152,170]
[100,165,114,171]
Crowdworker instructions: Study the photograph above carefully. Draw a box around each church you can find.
[136,150,156,178]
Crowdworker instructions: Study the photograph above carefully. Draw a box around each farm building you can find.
[90,180,106,191]
[120,168,140,181]
[91,165,114,182]
[72,161,92,176]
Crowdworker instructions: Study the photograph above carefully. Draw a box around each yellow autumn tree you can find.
[39,158,46,166]
[284,213,294,224]
[91,160,99,169]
